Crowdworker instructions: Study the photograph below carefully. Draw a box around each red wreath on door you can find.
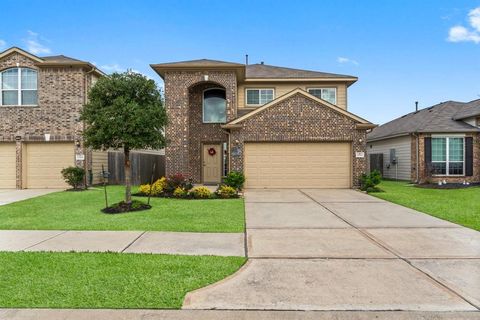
[208,147,216,156]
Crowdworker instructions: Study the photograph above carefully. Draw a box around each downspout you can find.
[82,67,97,187]
[221,128,231,174]
[413,132,419,183]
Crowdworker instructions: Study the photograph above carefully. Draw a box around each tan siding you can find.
[91,150,108,184]
[0,143,16,188]
[367,136,412,181]
[244,142,351,188]
[238,82,347,110]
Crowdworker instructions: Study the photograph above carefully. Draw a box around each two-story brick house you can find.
[151,59,375,188]
[0,47,106,189]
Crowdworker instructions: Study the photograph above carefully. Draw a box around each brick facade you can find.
[162,68,370,187]
[411,133,480,183]
[229,93,367,187]
[0,51,97,188]
[163,71,237,181]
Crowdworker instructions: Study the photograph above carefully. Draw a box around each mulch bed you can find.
[132,193,241,200]
[415,183,480,189]
[102,200,152,214]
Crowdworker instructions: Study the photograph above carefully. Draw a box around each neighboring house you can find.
[367,100,480,183]
[0,47,107,189]
[151,60,375,188]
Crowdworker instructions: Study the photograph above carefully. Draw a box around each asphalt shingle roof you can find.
[453,99,480,120]
[41,55,85,63]
[245,63,355,79]
[367,100,480,141]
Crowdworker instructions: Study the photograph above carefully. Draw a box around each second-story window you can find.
[0,68,38,106]
[246,88,274,106]
[307,88,337,105]
[203,88,227,123]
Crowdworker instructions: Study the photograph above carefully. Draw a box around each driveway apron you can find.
[183,189,480,311]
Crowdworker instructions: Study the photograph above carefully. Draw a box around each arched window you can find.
[0,68,38,106]
[203,88,226,123]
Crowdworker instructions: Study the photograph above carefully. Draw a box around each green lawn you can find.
[0,186,244,232]
[371,180,480,231]
[0,251,245,308]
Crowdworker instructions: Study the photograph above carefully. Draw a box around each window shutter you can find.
[465,137,473,177]
[424,137,432,165]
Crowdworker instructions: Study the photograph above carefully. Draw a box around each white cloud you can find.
[100,63,124,73]
[469,7,480,31]
[337,57,359,66]
[448,25,480,43]
[24,30,51,54]
[447,7,480,43]
[100,64,152,79]
[0,39,6,49]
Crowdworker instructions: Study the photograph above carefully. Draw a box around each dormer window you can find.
[203,88,227,123]
[307,88,337,105]
[246,88,274,106]
[0,68,38,106]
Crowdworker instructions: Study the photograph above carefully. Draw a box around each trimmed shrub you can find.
[151,177,167,195]
[360,170,382,192]
[173,186,188,198]
[138,177,166,196]
[165,173,193,194]
[138,183,151,195]
[61,166,85,190]
[190,186,212,199]
[216,185,237,198]
[223,171,245,191]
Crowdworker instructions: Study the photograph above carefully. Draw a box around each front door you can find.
[203,144,222,184]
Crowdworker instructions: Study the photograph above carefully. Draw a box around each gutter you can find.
[366,132,411,143]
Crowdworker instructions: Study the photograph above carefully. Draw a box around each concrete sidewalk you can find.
[183,188,480,312]
[2,309,479,320]
[0,189,60,206]
[0,230,245,257]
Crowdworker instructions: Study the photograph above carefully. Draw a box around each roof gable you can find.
[225,88,373,127]
[0,47,105,76]
[0,47,43,63]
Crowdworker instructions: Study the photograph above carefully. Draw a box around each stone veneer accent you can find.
[163,71,237,181]
[228,93,368,187]
[411,133,480,183]
[0,51,97,188]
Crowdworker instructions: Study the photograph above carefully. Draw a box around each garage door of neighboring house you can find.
[0,143,17,188]
[25,142,75,189]
[244,142,351,189]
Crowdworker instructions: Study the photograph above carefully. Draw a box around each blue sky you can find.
[1,0,479,124]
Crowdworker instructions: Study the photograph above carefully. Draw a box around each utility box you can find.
[389,148,397,164]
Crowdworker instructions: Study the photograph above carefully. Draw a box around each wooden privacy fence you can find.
[107,151,165,185]
[369,153,384,175]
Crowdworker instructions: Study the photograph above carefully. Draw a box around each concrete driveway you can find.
[183,189,480,312]
[0,189,61,206]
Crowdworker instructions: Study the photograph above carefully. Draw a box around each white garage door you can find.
[0,143,16,188]
[25,142,75,188]
[245,142,351,188]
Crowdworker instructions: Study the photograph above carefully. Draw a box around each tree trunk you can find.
[124,147,132,204]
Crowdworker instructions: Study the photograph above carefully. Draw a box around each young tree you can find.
[81,72,166,205]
